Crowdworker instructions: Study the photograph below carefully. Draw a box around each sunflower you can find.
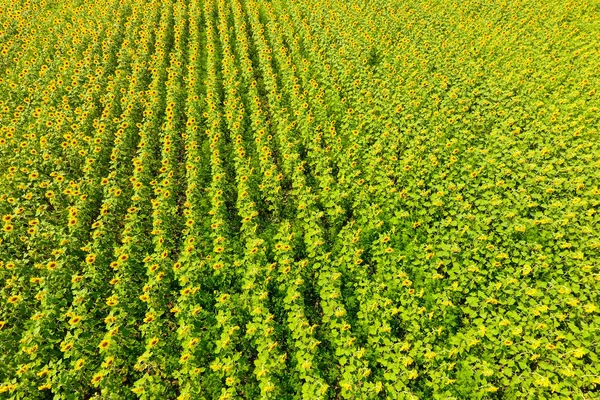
[143,314,155,323]
[583,303,597,313]
[91,373,103,385]
[60,342,74,352]
[74,358,85,370]
[106,296,118,306]
[213,262,224,271]
[103,356,114,368]
[37,383,51,391]
[36,369,49,377]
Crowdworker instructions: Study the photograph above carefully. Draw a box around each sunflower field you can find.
[1,0,599,398]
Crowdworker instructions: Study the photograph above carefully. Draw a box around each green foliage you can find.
[0,0,599,398]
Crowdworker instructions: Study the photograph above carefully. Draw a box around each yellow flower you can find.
[61,341,74,352]
[106,296,118,306]
[583,303,597,313]
[98,339,110,351]
[213,262,224,271]
[36,369,49,377]
[74,358,85,370]
[535,376,550,387]
[514,224,526,233]
[573,348,586,358]
[7,295,20,304]
[218,293,230,303]
[91,373,103,385]
[17,364,29,375]
[103,357,114,368]
[69,316,82,325]
[567,298,579,307]
[0,383,17,393]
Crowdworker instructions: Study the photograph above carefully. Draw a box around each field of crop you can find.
[1,0,599,398]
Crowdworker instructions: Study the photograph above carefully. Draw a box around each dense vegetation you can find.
[1,0,599,398]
